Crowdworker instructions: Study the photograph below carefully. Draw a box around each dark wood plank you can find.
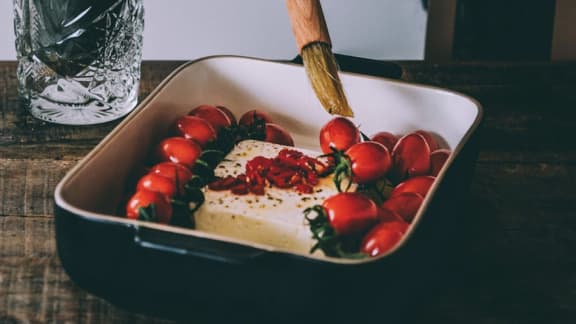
[1,209,575,323]
[2,61,576,156]
[0,159,77,217]
[1,158,575,321]
[400,61,576,86]
[0,216,180,324]
[0,143,95,160]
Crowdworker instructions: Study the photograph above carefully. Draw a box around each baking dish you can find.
[54,56,483,318]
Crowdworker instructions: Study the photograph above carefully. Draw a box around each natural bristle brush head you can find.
[301,42,354,117]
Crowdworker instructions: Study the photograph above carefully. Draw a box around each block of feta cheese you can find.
[194,140,340,255]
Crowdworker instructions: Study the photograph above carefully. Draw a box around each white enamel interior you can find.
[55,56,482,262]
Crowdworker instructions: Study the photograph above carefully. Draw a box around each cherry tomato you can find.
[319,117,361,154]
[175,115,217,147]
[391,175,436,198]
[361,221,409,257]
[381,192,424,223]
[371,131,398,152]
[391,132,431,181]
[156,137,202,169]
[239,109,273,127]
[415,130,439,151]
[344,141,391,184]
[265,123,294,146]
[188,105,232,132]
[216,105,237,126]
[149,162,193,191]
[137,173,178,198]
[378,207,404,222]
[322,192,379,236]
[126,190,173,224]
[430,149,451,176]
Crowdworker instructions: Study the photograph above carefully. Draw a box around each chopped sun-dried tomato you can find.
[207,148,332,196]
[208,175,238,190]
[295,183,314,194]
[250,184,266,195]
[231,183,249,195]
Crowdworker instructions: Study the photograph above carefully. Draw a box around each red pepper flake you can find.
[207,148,331,196]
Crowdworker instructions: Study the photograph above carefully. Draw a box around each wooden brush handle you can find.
[286,0,332,52]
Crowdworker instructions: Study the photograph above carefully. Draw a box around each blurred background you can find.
[2,0,573,62]
[0,0,428,61]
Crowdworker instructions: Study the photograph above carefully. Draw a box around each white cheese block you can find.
[194,140,340,255]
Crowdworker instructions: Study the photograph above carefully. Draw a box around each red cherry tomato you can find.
[391,175,436,198]
[322,192,379,236]
[345,141,391,184]
[149,162,193,191]
[381,192,424,223]
[319,117,361,154]
[216,105,237,126]
[175,115,217,147]
[415,130,439,151]
[361,221,409,257]
[188,105,232,132]
[126,190,173,224]
[156,137,202,169]
[265,123,294,146]
[137,173,178,198]
[391,132,431,181]
[430,149,451,176]
[239,109,273,127]
[377,207,404,222]
[371,131,398,152]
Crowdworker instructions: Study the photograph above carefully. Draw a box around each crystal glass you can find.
[14,0,144,125]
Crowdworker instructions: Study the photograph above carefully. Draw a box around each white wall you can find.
[0,0,427,61]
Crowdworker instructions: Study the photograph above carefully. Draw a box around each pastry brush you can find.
[286,0,354,117]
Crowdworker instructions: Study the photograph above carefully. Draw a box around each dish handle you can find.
[290,53,404,79]
[133,226,267,264]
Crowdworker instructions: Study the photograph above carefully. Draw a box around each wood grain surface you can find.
[1,59,576,323]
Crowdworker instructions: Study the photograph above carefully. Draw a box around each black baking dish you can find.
[54,56,483,319]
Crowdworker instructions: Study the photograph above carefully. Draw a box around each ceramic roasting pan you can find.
[54,56,483,318]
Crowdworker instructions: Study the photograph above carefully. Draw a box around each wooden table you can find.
[1,60,576,323]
